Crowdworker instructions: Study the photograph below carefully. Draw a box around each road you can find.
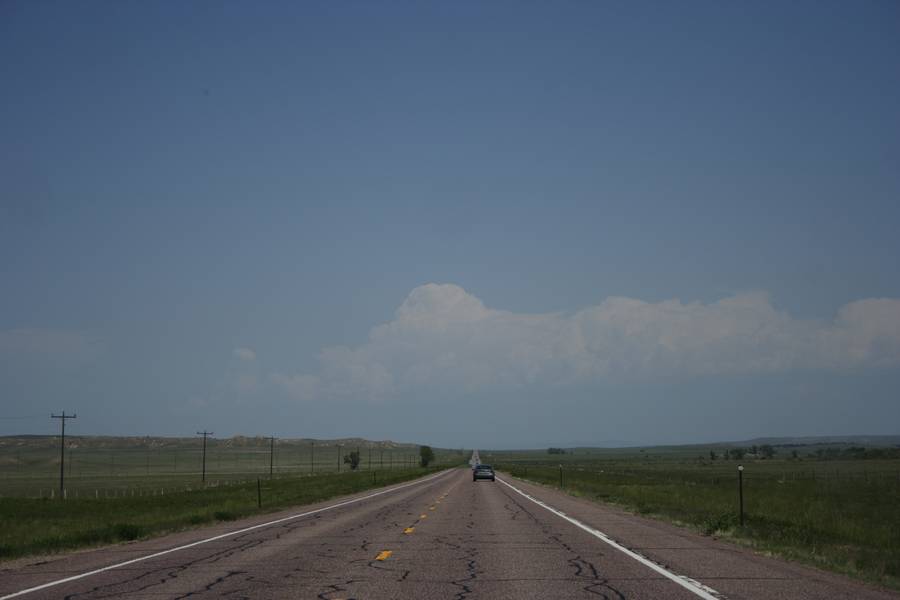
[1,467,896,599]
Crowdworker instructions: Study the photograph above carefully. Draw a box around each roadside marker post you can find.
[197,431,213,483]
[738,465,744,527]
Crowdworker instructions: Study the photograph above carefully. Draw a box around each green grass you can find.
[0,467,445,561]
[487,449,900,591]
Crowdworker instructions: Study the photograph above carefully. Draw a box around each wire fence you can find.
[0,437,465,498]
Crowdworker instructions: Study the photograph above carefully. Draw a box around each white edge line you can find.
[497,476,724,600]
[1,470,452,600]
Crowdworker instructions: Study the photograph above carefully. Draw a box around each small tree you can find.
[709,450,717,461]
[729,447,746,460]
[344,450,360,470]
[419,445,435,467]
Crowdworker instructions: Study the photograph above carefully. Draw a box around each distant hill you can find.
[513,434,900,453]
[725,435,900,448]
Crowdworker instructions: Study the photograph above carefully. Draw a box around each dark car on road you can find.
[473,464,495,482]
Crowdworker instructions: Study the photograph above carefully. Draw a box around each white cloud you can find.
[271,283,900,400]
[233,347,256,361]
[235,373,259,393]
[268,373,319,401]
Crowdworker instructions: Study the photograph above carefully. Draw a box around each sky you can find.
[2,1,899,449]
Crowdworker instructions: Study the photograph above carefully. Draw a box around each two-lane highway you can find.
[1,467,897,599]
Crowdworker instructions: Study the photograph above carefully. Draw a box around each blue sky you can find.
[2,1,899,448]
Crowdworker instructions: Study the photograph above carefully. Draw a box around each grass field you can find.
[484,445,900,591]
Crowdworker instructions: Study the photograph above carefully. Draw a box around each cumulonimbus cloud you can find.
[271,284,900,400]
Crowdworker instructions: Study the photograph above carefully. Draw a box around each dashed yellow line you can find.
[403,527,415,534]
[420,514,427,519]
[375,550,393,561]
[429,505,436,511]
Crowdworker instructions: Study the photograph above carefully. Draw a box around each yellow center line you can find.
[420,514,427,519]
[404,527,415,534]
[375,550,393,561]
[429,505,436,510]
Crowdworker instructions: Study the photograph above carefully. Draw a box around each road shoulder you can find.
[499,472,899,600]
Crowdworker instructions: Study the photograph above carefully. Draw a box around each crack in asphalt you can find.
[363,557,408,582]
[171,569,248,599]
[61,536,265,599]
[449,552,480,600]
[313,484,462,597]
[498,482,629,600]
[316,580,357,600]
[61,503,375,599]
[442,486,485,599]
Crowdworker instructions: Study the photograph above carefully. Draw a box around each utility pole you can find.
[51,412,76,498]
[338,445,342,472]
[197,430,213,483]
[311,441,314,474]
[269,436,275,479]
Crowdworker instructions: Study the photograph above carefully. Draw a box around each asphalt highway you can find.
[1,467,896,599]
